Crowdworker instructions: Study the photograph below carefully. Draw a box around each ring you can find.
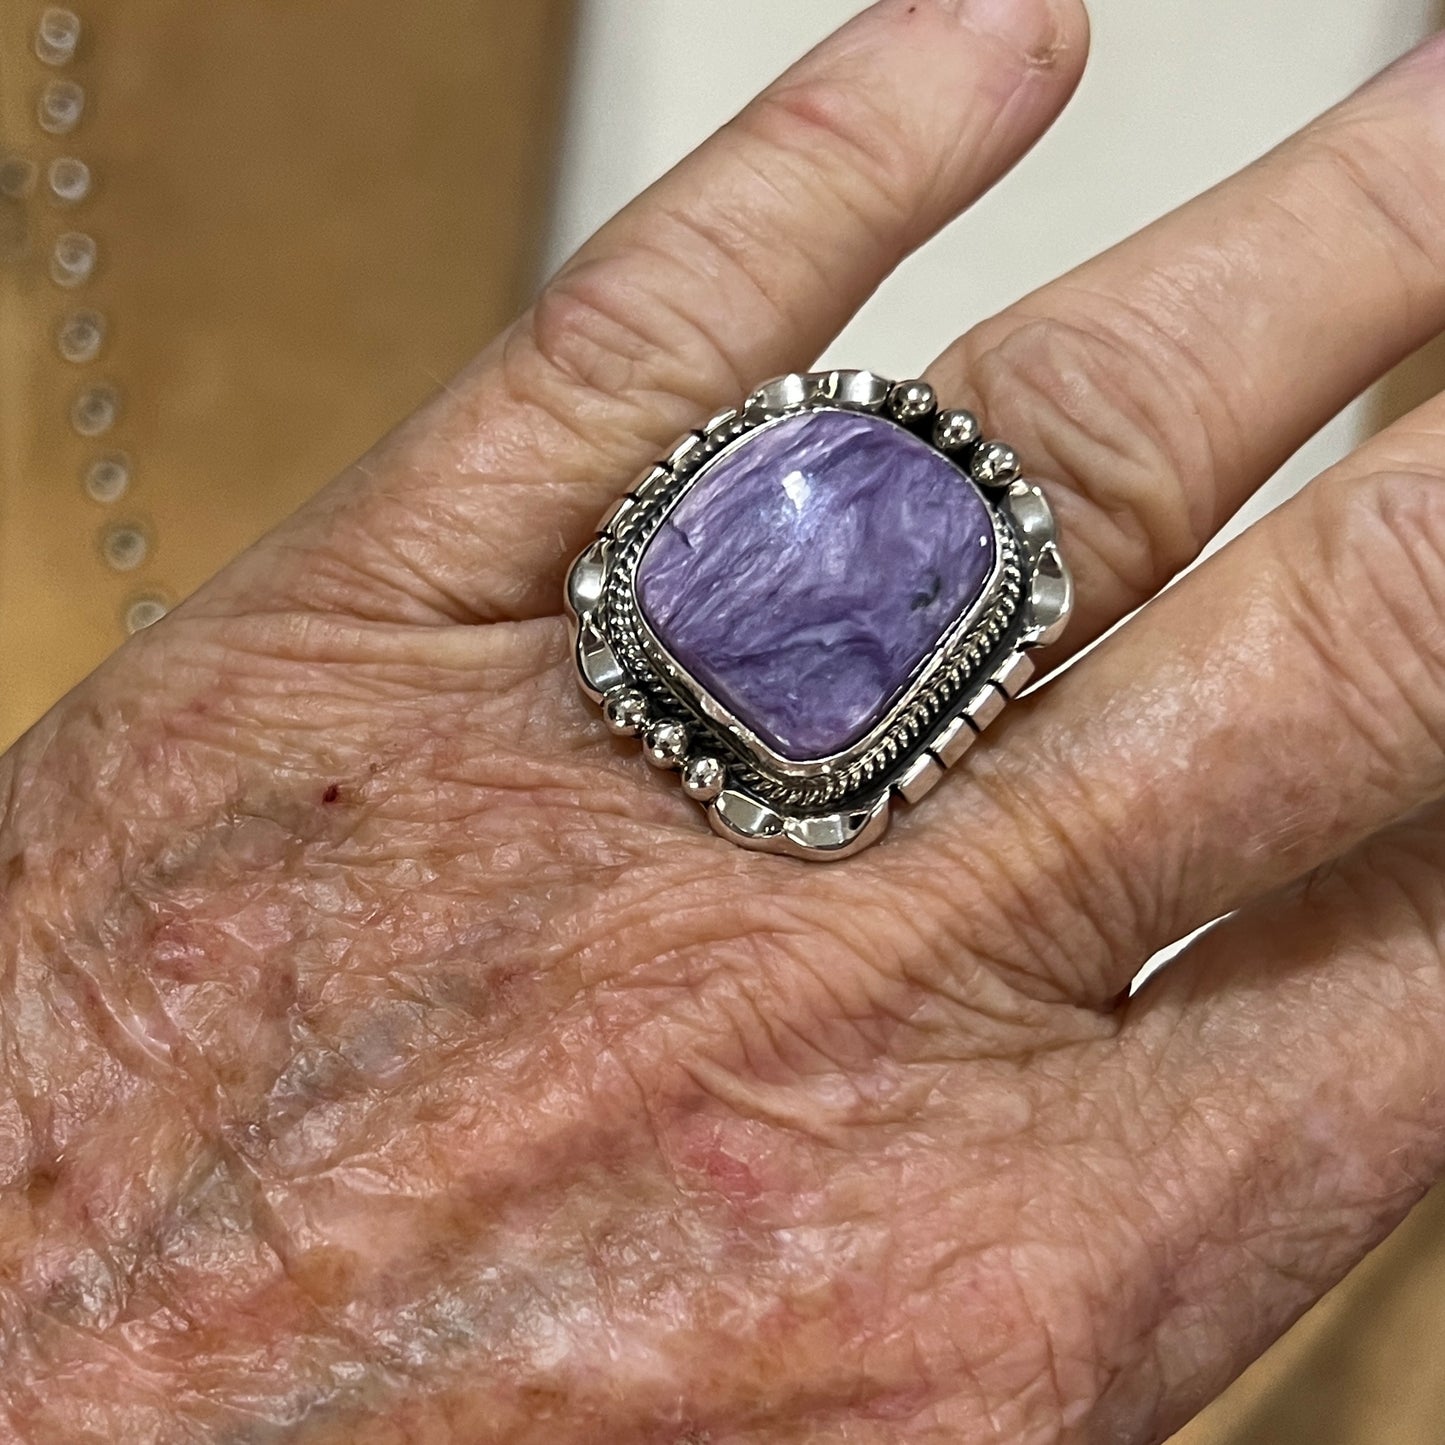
[565,370,1073,861]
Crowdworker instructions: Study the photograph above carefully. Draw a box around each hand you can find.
[7,2,1445,1438]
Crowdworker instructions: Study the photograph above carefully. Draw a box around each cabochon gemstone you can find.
[634,409,997,762]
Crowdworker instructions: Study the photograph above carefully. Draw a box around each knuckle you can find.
[512,258,721,435]
[960,310,1225,601]
[1292,108,1445,276]
[737,77,924,238]
[508,68,940,436]
[1291,466,1445,766]
[1316,465,1445,637]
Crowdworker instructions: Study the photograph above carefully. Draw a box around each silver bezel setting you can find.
[564,370,1073,861]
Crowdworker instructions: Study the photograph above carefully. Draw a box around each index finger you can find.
[194,0,1089,626]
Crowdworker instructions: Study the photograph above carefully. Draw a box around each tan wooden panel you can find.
[0,0,573,742]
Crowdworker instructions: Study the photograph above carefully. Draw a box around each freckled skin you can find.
[0,619,1130,1442]
[4,509,1438,1444]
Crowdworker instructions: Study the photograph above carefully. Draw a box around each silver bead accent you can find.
[38,80,85,135]
[70,383,119,436]
[51,230,96,286]
[682,756,726,802]
[35,7,81,66]
[887,380,936,424]
[124,595,168,633]
[971,441,1020,487]
[101,523,148,572]
[83,453,129,503]
[934,408,981,452]
[57,309,105,363]
[0,157,37,200]
[602,689,648,737]
[48,156,91,204]
[642,720,689,770]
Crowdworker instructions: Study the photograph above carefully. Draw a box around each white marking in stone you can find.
[781,469,810,512]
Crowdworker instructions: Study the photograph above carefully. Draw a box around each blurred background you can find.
[3,0,1445,1437]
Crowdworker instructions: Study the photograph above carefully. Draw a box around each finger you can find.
[929,30,1445,658]
[888,385,1445,1007]
[1106,812,1445,1442]
[202,0,1089,626]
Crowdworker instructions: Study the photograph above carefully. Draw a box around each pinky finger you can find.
[1113,814,1445,1439]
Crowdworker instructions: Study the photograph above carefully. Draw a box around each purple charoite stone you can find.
[635,409,997,762]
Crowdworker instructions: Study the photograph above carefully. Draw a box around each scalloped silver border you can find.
[564,370,1073,861]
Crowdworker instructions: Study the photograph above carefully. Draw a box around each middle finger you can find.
[932,31,1445,658]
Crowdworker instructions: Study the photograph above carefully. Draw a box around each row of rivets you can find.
[24,8,165,630]
[0,153,92,205]
[1,156,93,204]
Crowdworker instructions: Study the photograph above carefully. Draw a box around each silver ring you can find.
[565,370,1073,861]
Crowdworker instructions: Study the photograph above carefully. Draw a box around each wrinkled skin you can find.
[9,2,1445,1440]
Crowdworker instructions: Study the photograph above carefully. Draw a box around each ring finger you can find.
[888,381,1445,1006]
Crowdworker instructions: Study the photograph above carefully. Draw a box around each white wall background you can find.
[548,0,1439,531]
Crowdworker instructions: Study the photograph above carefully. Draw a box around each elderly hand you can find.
[7,1,1445,1438]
